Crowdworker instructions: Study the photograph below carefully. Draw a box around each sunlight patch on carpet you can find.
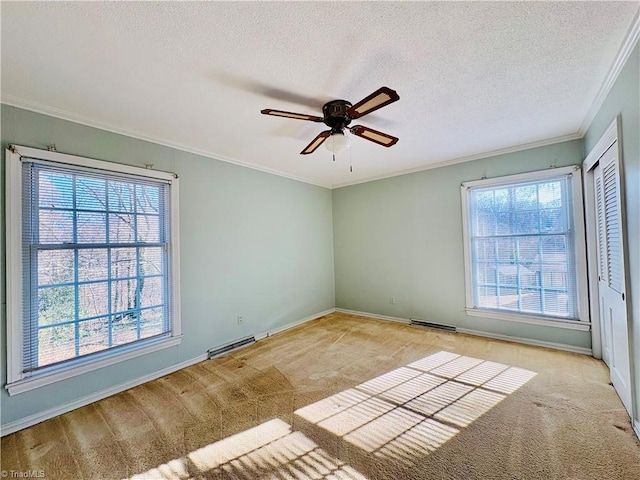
[128,351,536,479]
[128,418,367,480]
[295,351,536,466]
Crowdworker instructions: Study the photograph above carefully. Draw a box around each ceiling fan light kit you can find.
[325,131,350,154]
[261,86,400,158]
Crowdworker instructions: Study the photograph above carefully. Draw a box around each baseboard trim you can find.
[634,420,640,441]
[336,308,592,355]
[457,327,593,356]
[0,353,208,437]
[258,308,337,339]
[335,308,410,324]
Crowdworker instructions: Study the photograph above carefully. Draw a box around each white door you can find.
[593,142,631,415]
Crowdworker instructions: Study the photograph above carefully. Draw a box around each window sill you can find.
[465,308,591,331]
[5,335,182,396]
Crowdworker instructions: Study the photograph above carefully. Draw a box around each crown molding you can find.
[579,8,640,135]
[1,95,332,189]
[330,132,582,189]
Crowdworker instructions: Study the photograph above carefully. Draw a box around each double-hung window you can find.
[6,146,181,394]
[461,166,589,329]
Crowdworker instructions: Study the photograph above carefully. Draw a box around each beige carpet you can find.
[1,312,639,479]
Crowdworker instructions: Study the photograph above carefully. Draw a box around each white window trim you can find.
[460,165,590,330]
[5,145,182,395]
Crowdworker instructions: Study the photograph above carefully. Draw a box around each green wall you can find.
[1,44,638,432]
[584,44,639,425]
[0,105,335,427]
[332,139,591,349]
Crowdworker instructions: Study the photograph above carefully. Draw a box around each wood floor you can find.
[1,312,639,479]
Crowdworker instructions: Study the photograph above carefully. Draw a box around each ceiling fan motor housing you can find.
[261,86,399,154]
[323,100,353,132]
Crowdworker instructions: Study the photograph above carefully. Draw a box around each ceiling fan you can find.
[261,86,400,155]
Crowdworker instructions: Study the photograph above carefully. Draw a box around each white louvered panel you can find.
[603,161,622,293]
[595,175,607,282]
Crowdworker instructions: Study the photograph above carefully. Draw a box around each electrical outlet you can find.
[237,316,244,325]
[390,296,396,305]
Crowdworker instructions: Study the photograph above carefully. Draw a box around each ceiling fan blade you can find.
[350,125,399,147]
[261,109,324,122]
[347,87,399,119]
[301,131,331,155]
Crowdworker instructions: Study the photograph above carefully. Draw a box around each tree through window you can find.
[6,146,180,393]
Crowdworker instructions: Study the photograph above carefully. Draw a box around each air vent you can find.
[207,335,256,359]
[410,319,457,333]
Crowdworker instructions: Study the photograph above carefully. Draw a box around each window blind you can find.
[21,160,173,374]
[468,174,579,319]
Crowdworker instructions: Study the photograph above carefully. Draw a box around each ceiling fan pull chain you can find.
[333,153,335,162]
[349,147,353,172]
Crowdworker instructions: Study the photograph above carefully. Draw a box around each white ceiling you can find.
[2,2,638,188]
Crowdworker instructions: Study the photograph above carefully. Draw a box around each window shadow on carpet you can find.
[128,351,536,479]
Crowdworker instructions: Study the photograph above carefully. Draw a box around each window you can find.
[6,146,181,394]
[461,166,589,329]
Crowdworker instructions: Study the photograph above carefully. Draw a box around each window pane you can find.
[38,286,75,326]
[38,250,74,286]
[475,213,494,236]
[108,181,134,212]
[39,172,73,209]
[542,270,567,289]
[141,277,163,308]
[544,292,569,316]
[112,320,138,346]
[542,236,566,262]
[495,212,513,235]
[518,268,538,288]
[140,247,163,276]
[496,239,515,261]
[497,287,518,310]
[77,212,107,243]
[137,215,160,242]
[538,181,562,208]
[475,190,494,208]
[76,177,106,210]
[476,286,497,308]
[476,263,496,284]
[109,213,135,243]
[79,282,109,319]
[518,237,540,261]
[136,184,160,214]
[38,324,75,367]
[79,318,109,355]
[112,279,138,314]
[78,249,108,282]
[140,307,164,339]
[514,211,539,234]
[520,289,541,312]
[39,209,73,244]
[474,239,495,261]
[497,264,518,286]
[111,248,136,279]
[515,185,537,210]
[494,189,511,211]
[542,208,566,233]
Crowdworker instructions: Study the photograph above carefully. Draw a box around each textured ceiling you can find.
[1,2,638,188]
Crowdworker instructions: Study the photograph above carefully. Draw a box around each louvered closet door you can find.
[593,142,631,415]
